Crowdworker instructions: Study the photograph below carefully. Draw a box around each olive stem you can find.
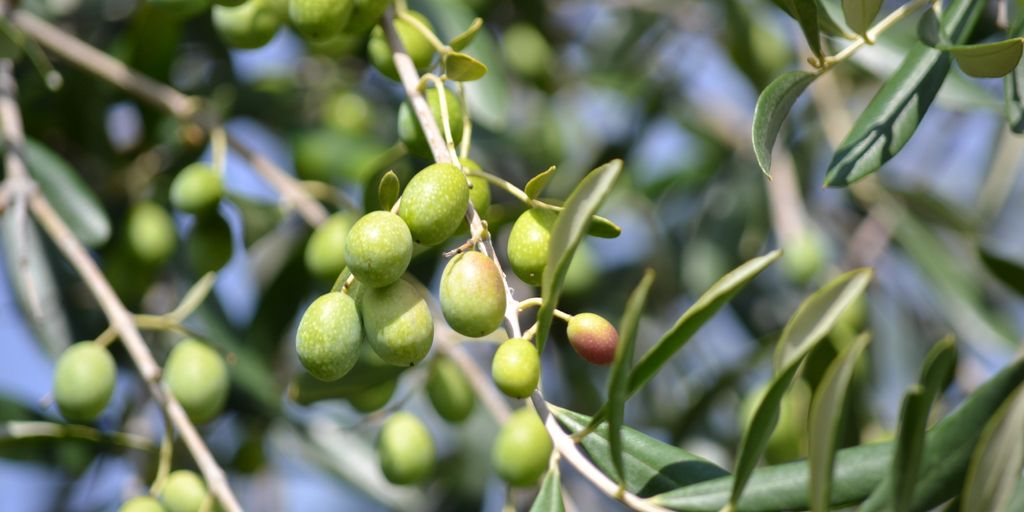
[148,413,175,497]
[517,298,573,322]
[0,420,156,452]
[818,0,936,71]
[456,82,472,159]
[210,126,227,176]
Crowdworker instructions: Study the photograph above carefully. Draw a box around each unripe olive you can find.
[348,377,396,412]
[398,163,469,246]
[304,212,355,280]
[186,213,233,274]
[362,279,433,366]
[306,31,361,57]
[54,342,116,422]
[397,88,464,159]
[566,313,619,365]
[170,163,223,214]
[461,159,491,217]
[427,357,474,423]
[147,0,211,19]
[323,91,370,134]
[343,0,388,36]
[491,407,552,486]
[119,496,166,512]
[782,232,825,284]
[502,23,553,80]
[378,412,435,484]
[164,339,229,424]
[440,251,506,337]
[160,469,208,512]
[288,0,352,42]
[212,0,283,49]
[506,208,557,286]
[491,338,540,399]
[344,211,413,288]
[366,11,436,80]
[295,292,362,381]
[126,201,177,265]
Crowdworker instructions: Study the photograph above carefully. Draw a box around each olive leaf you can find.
[606,269,655,484]
[918,6,942,47]
[769,0,824,60]
[752,70,818,177]
[536,159,622,354]
[842,0,883,37]
[530,467,566,512]
[1004,11,1024,132]
[823,0,986,186]
[960,381,1024,512]
[978,247,1024,296]
[525,165,556,200]
[943,38,1024,78]
[809,332,872,512]
[378,170,400,211]
[444,51,488,82]
[587,214,621,239]
[450,17,483,51]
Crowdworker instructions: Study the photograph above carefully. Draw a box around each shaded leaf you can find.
[809,332,872,512]
[979,247,1024,296]
[606,269,655,483]
[444,51,488,81]
[945,38,1024,78]
[536,160,622,353]
[552,406,729,497]
[773,268,873,371]
[824,0,986,186]
[530,467,565,512]
[1004,11,1024,132]
[770,0,824,59]
[960,382,1024,512]
[449,17,483,51]
[378,170,400,211]
[586,214,621,239]
[752,71,818,177]
[842,0,883,37]
[652,353,1024,510]
[892,385,931,512]
[525,165,556,200]
[918,7,942,47]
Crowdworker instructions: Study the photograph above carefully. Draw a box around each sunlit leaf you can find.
[444,51,488,81]
[530,467,565,512]
[944,38,1024,78]
[525,165,556,200]
[450,17,483,51]
[961,382,1024,512]
[842,0,883,37]
[378,170,400,211]
[587,214,621,239]
[752,71,818,177]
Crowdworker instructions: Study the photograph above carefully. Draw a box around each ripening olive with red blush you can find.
[566,313,619,365]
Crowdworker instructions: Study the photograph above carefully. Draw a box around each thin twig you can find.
[1,420,156,451]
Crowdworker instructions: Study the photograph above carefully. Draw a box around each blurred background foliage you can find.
[2,0,1024,510]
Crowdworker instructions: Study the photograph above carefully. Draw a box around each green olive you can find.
[169,163,223,214]
[398,162,469,246]
[322,91,371,134]
[296,292,362,381]
[288,0,353,42]
[782,231,825,284]
[440,251,506,337]
[366,11,436,80]
[54,342,116,423]
[461,159,491,217]
[566,313,619,365]
[378,412,435,484]
[160,470,208,512]
[396,87,464,159]
[491,407,552,486]
[212,0,284,49]
[502,23,553,80]
[186,213,233,274]
[506,208,557,286]
[126,201,177,266]
[164,339,230,424]
[119,496,166,512]
[491,338,540,399]
[348,377,397,412]
[362,279,433,366]
[344,211,413,288]
[304,212,355,280]
[426,357,474,423]
[343,0,388,36]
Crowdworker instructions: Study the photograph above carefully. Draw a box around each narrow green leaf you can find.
[536,160,622,354]
[945,38,1024,78]
[21,138,111,247]
[809,332,872,512]
[1004,12,1024,132]
[961,382,1024,512]
[449,17,483,51]
[170,272,218,321]
[653,353,1024,511]
[842,0,883,37]
[552,406,729,497]
[530,467,566,512]
[525,165,557,200]
[378,170,400,211]
[607,269,656,484]
[587,214,621,239]
[979,246,1024,296]
[773,268,873,371]
[892,335,957,512]
[918,7,942,47]
[771,0,823,59]
[628,250,781,399]
[824,0,985,186]
[444,51,488,81]
[752,71,818,177]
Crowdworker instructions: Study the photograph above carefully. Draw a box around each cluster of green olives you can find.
[118,469,216,512]
[53,338,229,426]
